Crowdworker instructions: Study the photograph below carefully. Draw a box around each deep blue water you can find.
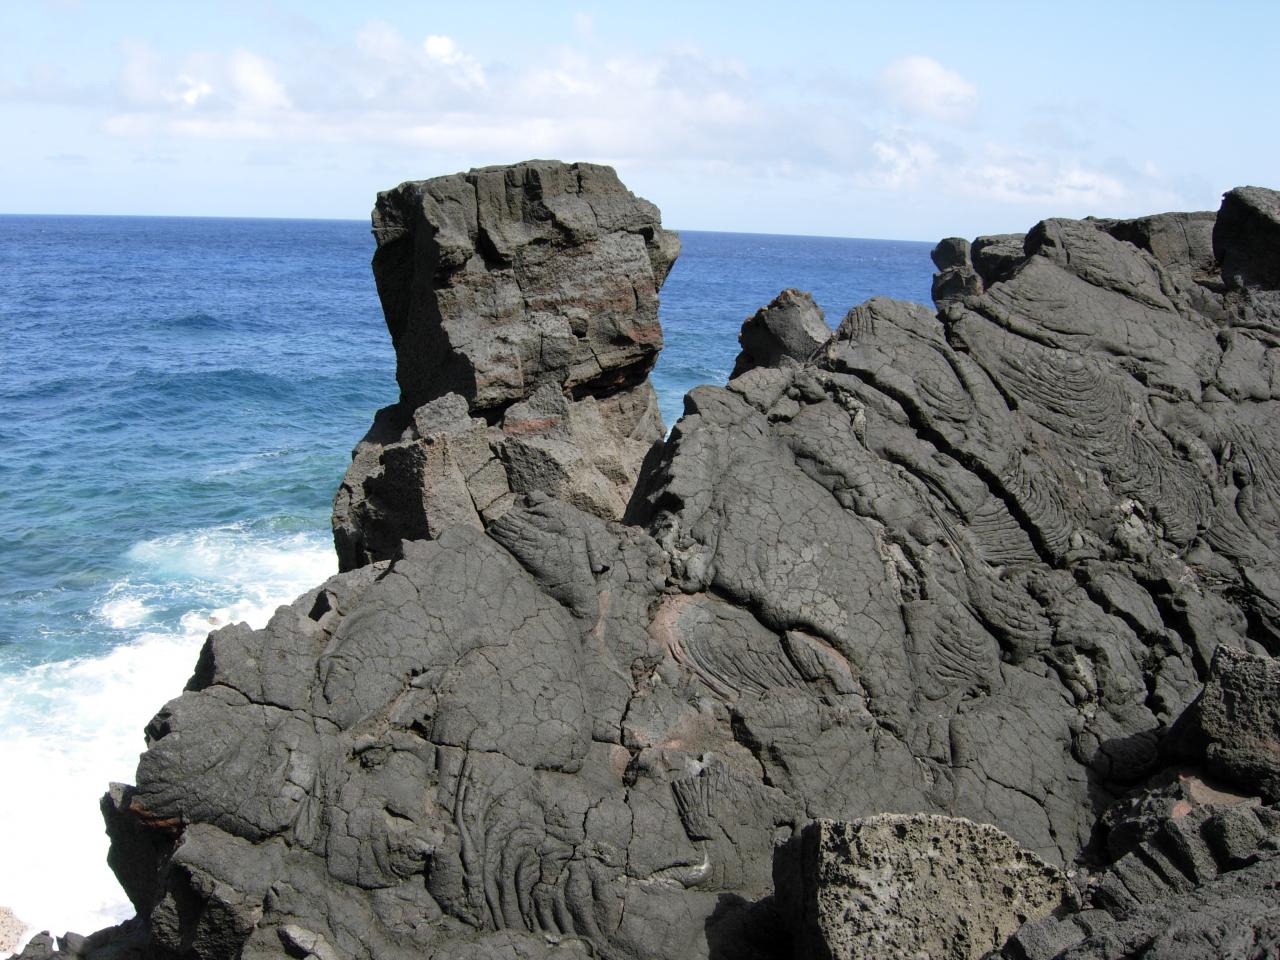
[0,214,932,934]
[653,230,934,428]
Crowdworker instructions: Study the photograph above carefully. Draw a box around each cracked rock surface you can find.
[332,160,675,571]
[19,175,1280,960]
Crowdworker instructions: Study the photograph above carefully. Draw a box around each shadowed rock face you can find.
[31,176,1280,960]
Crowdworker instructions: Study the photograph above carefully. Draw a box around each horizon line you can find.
[0,211,936,246]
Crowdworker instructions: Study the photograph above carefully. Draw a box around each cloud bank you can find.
[0,10,1218,233]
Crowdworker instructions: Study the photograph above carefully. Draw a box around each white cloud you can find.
[879,55,977,123]
[100,30,825,172]
[859,134,940,189]
[423,34,486,89]
[113,41,290,116]
[172,74,212,108]
[88,25,1189,225]
[960,147,1128,207]
[229,51,290,112]
[355,21,407,63]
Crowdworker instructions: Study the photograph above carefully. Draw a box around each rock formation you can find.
[13,174,1280,960]
[332,161,677,571]
[730,288,829,379]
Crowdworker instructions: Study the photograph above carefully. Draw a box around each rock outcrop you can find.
[730,288,830,378]
[332,160,677,571]
[16,174,1280,960]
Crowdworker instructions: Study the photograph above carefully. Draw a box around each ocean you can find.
[0,215,933,938]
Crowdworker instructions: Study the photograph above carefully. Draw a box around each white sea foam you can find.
[97,594,150,629]
[0,523,335,945]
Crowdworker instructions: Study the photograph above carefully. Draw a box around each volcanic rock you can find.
[1215,186,1280,289]
[1003,793,1280,959]
[333,161,676,571]
[35,173,1280,960]
[1171,646,1280,801]
[798,815,1074,960]
[730,288,830,378]
[0,912,24,956]
[930,236,984,303]
[971,233,1026,286]
[931,236,972,270]
[374,160,678,412]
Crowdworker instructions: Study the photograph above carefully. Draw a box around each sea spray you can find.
[0,524,335,939]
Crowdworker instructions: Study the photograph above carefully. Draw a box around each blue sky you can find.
[1,0,1276,239]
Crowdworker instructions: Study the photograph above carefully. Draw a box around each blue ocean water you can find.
[0,214,933,936]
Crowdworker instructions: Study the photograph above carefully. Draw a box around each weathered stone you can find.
[932,264,983,302]
[1215,186,1280,288]
[730,288,830,378]
[373,160,678,412]
[333,162,675,570]
[1003,800,1280,960]
[1174,646,1280,801]
[798,816,1074,960]
[1108,211,1217,275]
[971,233,1026,286]
[931,236,972,271]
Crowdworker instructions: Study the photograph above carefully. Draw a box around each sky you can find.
[1,0,1276,240]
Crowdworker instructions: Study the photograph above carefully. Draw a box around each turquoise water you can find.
[0,214,933,936]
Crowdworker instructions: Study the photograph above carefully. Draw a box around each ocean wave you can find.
[0,522,336,941]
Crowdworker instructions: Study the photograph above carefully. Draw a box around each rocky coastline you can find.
[12,162,1280,959]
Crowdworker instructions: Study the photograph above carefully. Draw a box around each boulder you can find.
[930,237,984,303]
[931,236,972,271]
[1215,186,1280,288]
[373,159,679,412]
[1173,646,1280,801]
[730,288,830,378]
[798,816,1074,960]
[971,232,1026,286]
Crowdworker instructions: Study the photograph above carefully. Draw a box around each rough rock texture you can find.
[0,911,24,956]
[1171,646,1280,802]
[800,815,1074,960]
[332,160,677,571]
[6,921,150,960]
[972,233,1027,287]
[1003,776,1280,960]
[730,288,831,378]
[931,237,985,303]
[23,176,1280,960]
